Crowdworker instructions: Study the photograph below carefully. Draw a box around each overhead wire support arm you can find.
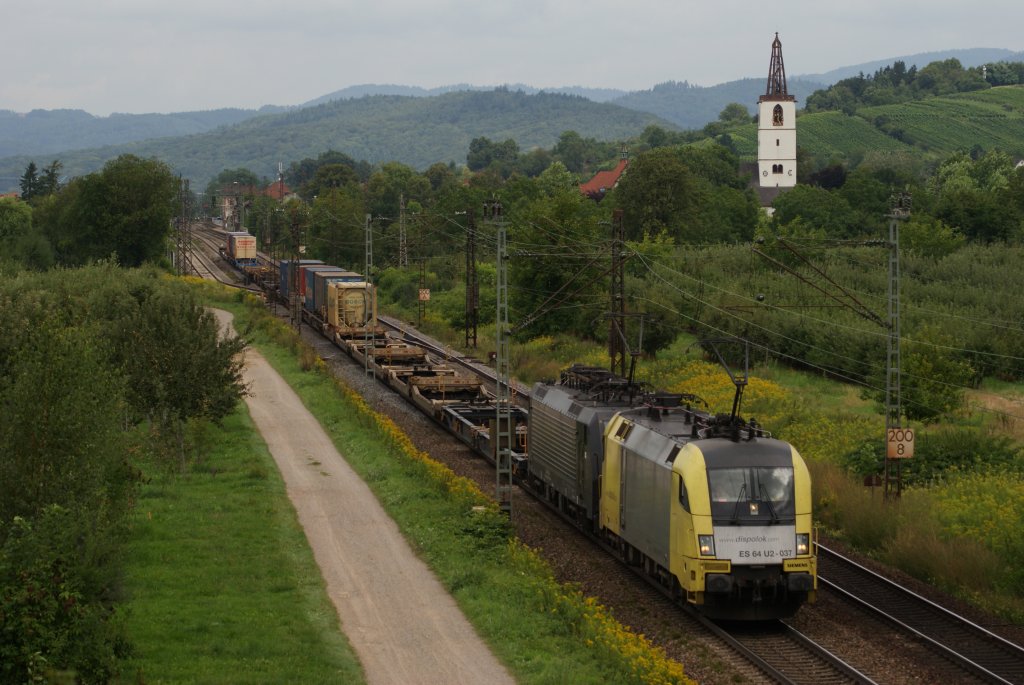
[751,241,886,329]
[509,248,611,336]
[776,238,886,328]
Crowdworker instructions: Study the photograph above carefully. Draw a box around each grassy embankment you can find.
[120,281,696,685]
[118,386,362,681]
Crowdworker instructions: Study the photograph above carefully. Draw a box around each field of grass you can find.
[119,409,363,683]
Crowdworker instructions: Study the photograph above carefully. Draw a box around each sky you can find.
[2,0,1022,116]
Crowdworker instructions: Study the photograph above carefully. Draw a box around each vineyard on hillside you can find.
[724,85,1024,164]
[860,86,1024,157]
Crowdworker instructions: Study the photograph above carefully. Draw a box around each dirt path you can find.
[213,310,515,685]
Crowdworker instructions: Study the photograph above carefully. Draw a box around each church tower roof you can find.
[760,33,795,102]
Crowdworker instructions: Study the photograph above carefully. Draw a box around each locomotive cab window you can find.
[677,473,690,512]
[707,466,795,521]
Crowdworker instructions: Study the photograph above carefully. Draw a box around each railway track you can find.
[702,615,877,684]
[817,543,1024,684]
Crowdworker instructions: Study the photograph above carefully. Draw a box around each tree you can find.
[553,131,587,172]
[613,147,699,241]
[40,154,178,267]
[204,167,261,213]
[0,300,135,682]
[18,161,38,201]
[365,162,430,223]
[39,160,63,196]
[867,326,974,422]
[771,185,859,238]
[509,185,606,339]
[466,137,520,174]
[0,197,32,244]
[309,186,366,268]
[900,216,964,258]
[287,150,370,191]
[115,280,246,468]
[302,163,359,200]
[0,197,53,270]
[718,102,752,125]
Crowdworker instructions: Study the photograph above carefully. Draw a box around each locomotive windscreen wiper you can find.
[730,481,747,523]
[756,472,780,523]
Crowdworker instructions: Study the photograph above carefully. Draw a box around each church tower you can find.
[757,33,796,189]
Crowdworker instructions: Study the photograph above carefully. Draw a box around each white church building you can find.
[753,33,797,210]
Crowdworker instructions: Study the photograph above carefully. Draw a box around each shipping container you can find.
[228,233,257,263]
[310,269,363,316]
[298,264,343,304]
[278,259,323,300]
[326,280,377,335]
[224,231,248,256]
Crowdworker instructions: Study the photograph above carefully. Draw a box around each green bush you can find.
[0,507,130,684]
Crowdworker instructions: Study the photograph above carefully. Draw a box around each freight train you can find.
[212,228,816,620]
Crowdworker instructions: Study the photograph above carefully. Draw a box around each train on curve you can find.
[220,228,818,620]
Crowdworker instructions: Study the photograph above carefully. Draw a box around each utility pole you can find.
[608,209,627,377]
[233,182,242,233]
[175,178,192,277]
[486,199,513,517]
[289,214,303,330]
[417,258,427,327]
[364,213,374,378]
[884,191,912,500]
[398,193,408,268]
[464,209,478,349]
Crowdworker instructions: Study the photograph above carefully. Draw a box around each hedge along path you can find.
[212,310,515,685]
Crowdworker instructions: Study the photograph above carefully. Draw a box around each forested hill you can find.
[0,90,674,189]
[610,78,827,129]
[0,106,287,158]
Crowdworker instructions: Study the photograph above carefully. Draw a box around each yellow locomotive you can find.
[527,364,816,620]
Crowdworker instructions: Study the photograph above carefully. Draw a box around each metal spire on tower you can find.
[763,33,794,101]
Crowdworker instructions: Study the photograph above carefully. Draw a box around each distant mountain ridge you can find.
[0,105,290,159]
[0,89,673,190]
[302,84,627,106]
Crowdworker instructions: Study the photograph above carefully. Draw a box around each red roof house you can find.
[579,155,628,201]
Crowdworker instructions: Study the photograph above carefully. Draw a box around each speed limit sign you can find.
[886,427,915,458]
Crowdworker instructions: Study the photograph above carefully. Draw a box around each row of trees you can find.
[18,159,64,201]
[805,58,1024,113]
[0,266,246,681]
[773,149,1024,245]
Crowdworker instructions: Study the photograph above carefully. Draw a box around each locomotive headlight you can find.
[698,535,715,556]
[795,533,810,556]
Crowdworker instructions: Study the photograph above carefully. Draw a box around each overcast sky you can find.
[3,1,1021,116]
